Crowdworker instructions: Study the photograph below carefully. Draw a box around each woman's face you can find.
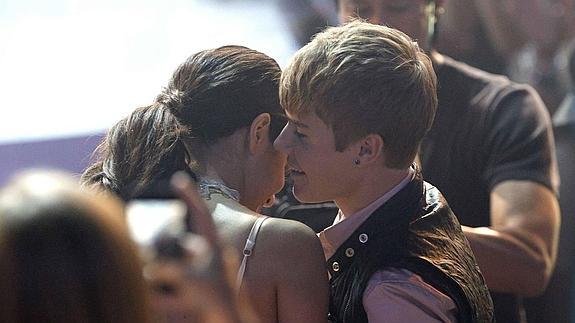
[254,130,288,211]
[239,115,288,212]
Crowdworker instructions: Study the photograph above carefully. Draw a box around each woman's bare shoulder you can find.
[260,217,320,246]
[254,217,324,268]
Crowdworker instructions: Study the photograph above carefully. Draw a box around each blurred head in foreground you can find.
[0,169,151,323]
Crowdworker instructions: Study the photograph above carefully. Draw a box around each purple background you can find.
[0,134,104,186]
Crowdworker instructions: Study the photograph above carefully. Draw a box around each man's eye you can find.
[295,131,307,139]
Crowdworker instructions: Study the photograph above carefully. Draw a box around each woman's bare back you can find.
[206,194,329,323]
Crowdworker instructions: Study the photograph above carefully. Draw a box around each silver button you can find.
[332,262,340,272]
[359,233,369,243]
[345,248,355,257]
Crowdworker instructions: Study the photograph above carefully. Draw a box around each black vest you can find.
[327,171,494,322]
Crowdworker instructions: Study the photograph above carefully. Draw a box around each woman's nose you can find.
[273,126,290,152]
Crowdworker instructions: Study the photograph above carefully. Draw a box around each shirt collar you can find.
[318,167,414,260]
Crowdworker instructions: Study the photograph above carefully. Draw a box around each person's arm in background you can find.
[462,85,561,297]
[463,181,560,296]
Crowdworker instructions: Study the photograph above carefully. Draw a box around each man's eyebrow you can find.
[288,118,309,129]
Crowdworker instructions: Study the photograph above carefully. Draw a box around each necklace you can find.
[198,177,240,202]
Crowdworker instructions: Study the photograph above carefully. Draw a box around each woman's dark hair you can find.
[156,45,284,143]
[0,171,151,323]
[82,104,190,200]
[82,45,285,199]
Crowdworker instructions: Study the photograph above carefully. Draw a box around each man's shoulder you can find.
[420,182,452,214]
[437,54,535,99]
[438,54,508,84]
[433,54,548,135]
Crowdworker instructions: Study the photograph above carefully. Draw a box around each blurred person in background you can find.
[82,45,329,323]
[524,38,575,323]
[436,0,575,112]
[276,0,338,48]
[0,170,152,323]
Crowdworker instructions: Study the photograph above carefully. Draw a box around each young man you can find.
[274,20,493,322]
[268,1,560,321]
[334,1,560,322]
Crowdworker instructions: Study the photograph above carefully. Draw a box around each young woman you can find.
[82,45,329,323]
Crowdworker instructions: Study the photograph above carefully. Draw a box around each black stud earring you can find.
[354,159,361,165]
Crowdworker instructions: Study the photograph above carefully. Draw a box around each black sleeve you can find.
[482,84,559,195]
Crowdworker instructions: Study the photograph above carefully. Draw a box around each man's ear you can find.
[355,133,384,165]
[248,113,271,155]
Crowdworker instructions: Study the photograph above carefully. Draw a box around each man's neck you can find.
[335,167,411,217]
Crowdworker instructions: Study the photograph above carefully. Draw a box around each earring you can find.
[354,159,361,165]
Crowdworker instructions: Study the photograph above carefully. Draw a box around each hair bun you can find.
[156,88,184,112]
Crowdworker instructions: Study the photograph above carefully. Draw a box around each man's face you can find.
[273,112,359,204]
[338,0,432,50]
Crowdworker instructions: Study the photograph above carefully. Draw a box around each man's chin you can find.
[292,186,329,204]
